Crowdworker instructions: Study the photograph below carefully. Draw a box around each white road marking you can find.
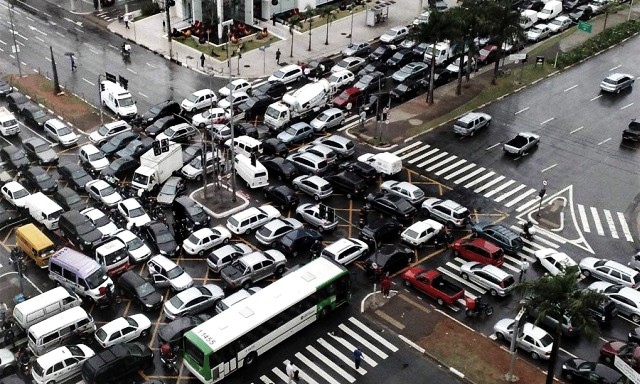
[603,210,618,239]
[45,57,51,62]
[617,212,633,242]
[417,151,449,169]
[514,107,529,115]
[454,167,485,185]
[82,78,95,86]
[126,68,138,74]
[392,141,421,155]
[338,324,388,359]
[610,64,622,71]
[540,117,555,125]
[590,207,605,236]
[484,179,515,198]
[55,31,65,38]
[444,163,475,180]
[399,144,431,160]
[318,338,367,375]
[35,36,45,43]
[74,27,83,33]
[408,148,439,164]
[26,16,34,22]
[577,204,590,233]
[474,175,505,193]
[0,40,5,45]
[138,92,148,98]
[621,103,634,110]
[435,159,466,176]
[597,138,611,145]
[485,142,501,150]
[146,62,157,68]
[563,85,578,92]
[426,155,457,172]
[328,334,377,367]
[464,171,495,189]
[295,353,341,384]
[348,317,398,352]
[495,184,526,203]
[541,164,557,173]
[90,49,99,55]
[570,126,584,134]
[590,95,602,101]
[306,345,355,382]
[515,198,540,213]
[270,367,288,383]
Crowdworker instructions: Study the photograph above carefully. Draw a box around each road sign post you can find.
[577,21,593,33]
[537,180,548,217]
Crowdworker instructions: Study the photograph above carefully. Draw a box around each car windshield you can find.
[66,193,82,204]
[550,19,563,26]
[34,143,49,152]
[169,295,184,308]
[35,173,50,182]
[272,70,285,79]
[88,151,105,161]
[119,96,134,107]
[58,126,73,135]
[32,360,45,377]
[97,125,110,135]
[129,207,145,217]
[166,265,184,279]
[318,113,330,122]
[336,60,349,68]
[539,333,554,347]
[228,217,239,227]
[396,84,409,92]
[85,269,108,289]
[531,27,543,34]
[126,316,138,327]
[186,94,200,103]
[95,328,107,341]
[165,127,176,136]
[602,78,617,85]
[136,282,156,297]
[189,157,202,169]
[404,229,419,239]
[162,183,177,194]
[13,189,29,199]
[101,186,116,196]
[157,231,174,244]
[126,235,144,250]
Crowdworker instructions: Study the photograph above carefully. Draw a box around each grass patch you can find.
[298,5,367,32]
[175,35,281,61]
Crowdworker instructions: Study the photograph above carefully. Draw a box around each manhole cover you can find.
[408,118,423,126]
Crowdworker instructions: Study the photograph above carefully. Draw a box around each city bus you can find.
[183,256,351,383]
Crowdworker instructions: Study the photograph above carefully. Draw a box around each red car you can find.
[452,238,504,266]
[332,87,363,109]
[475,45,498,65]
[600,341,640,371]
[402,267,464,306]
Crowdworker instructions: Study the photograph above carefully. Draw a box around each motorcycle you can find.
[522,221,537,240]
[18,350,31,377]
[160,347,179,374]
[465,297,494,318]
[121,44,131,60]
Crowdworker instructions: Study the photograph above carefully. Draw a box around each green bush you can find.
[141,0,161,16]
[557,20,640,67]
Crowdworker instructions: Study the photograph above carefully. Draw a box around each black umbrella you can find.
[64,52,75,57]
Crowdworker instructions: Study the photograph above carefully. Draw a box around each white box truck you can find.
[358,152,402,176]
[132,143,182,192]
[0,107,20,136]
[264,79,332,131]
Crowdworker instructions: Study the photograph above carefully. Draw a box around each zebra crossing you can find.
[392,142,633,242]
[253,317,398,384]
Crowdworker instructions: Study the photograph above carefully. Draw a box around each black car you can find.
[253,80,288,99]
[522,0,545,10]
[262,138,289,157]
[0,79,13,96]
[145,115,182,137]
[561,358,621,384]
[157,314,211,348]
[386,49,417,69]
[361,92,391,116]
[115,137,154,159]
[569,5,593,22]
[237,95,274,120]
[629,327,640,343]
[338,160,378,183]
[365,192,417,222]
[357,62,388,79]
[563,0,587,10]
[303,57,335,79]
[263,185,299,210]
[0,202,16,229]
[359,217,403,245]
[118,270,163,311]
[156,176,186,206]
[261,156,298,181]
[364,244,413,275]
[325,171,367,199]
[100,156,140,185]
[140,100,181,126]
[81,342,154,384]
[0,146,29,170]
[233,123,259,139]
[182,144,202,165]
[418,67,457,89]
[58,163,94,191]
[23,137,58,165]
[173,196,210,230]
[368,45,397,62]
[273,228,323,258]
[21,166,58,194]
[412,42,430,57]
[20,103,50,129]
[141,221,178,257]
[471,223,523,255]
[53,187,85,211]
[101,131,140,157]
[58,210,103,251]
[354,72,386,93]
[6,92,28,112]
[587,297,617,325]
[390,81,422,101]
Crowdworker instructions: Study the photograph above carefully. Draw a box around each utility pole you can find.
[222,20,236,202]
[97,74,104,126]
[165,0,175,59]
[8,5,22,78]
[50,47,62,95]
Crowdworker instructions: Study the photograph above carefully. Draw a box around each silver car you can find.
[299,144,337,166]
[493,318,554,360]
[163,284,225,320]
[255,217,303,245]
[380,180,426,205]
[341,42,371,57]
[292,175,333,201]
[312,135,355,159]
[277,122,314,145]
[600,73,635,93]
[296,203,339,232]
[310,108,345,132]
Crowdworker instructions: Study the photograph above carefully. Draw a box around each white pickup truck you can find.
[503,132,540,156]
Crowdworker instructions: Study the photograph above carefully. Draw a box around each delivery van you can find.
[13,287,81,331]
[15,224,56,268]
[24,193,64,230]
[27,307,95,356]
[235,154,269,189]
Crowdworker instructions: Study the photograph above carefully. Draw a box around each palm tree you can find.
[302,7,316,51]
[514,265,605,384]
[483,0,524,84]
[319,6,337,45]
[445,6,469,96]
[288,15,302,58]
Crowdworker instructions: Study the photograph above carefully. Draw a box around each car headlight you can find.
[145,303,154,308]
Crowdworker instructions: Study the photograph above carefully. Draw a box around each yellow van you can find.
[16,224,56,268]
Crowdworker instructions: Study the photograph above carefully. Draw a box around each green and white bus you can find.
[183,256,351,383]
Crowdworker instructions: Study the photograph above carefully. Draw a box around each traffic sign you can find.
[615,356,640,384]
[542,179,548,186]
[509,53,527,61]
[577,21,592,33]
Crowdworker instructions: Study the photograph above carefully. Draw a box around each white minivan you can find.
[31,344,95,384]
[224,135,263,158]
[28,307,96,356]
[13,287,82,331]
[24,192,64,230]
[235,154,268,189]
[268,64,303,85]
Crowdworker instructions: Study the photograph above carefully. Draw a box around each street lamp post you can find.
[97,74,104,126]
[171,114,209,199]
[222,20,237,203]
[8,5,22,78]
[349,9,354,45]
[308,19,313,51]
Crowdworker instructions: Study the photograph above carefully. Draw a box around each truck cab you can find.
[100,80,137,120]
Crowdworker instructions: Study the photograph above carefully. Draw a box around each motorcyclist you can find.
[160,342,176,364]
[122,42,131,55]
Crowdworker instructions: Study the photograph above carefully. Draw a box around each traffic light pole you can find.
[165,0,174,59]
[222,19,236,203]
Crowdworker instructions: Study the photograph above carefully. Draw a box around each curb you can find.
[189,184,249,219]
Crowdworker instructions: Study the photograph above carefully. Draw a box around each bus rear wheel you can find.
[245,352,258,366]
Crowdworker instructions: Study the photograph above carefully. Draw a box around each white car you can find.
[226,205,281,235]
[255,217,303,245]
[579,257,640,288]
[547,16,572,33]
[113,229,152,263]
[600,73,635,93]
[147,255,194,291]
[163,284,225,320]
[181,89,217,112]
[589,281,640,323]
[43,118,79,147]
[493,318,554,360]
[412,11,430,26]
[85,179,122,207]
[182,226,232,256]
[31,344,95,384]
[527,24,551,42]
[117,198,152,229]
[380,26,409,44]
[535,248,576,276]
[331,57,366,74]
[218,79,251,97]
[380,180,426,205]
[320,238,369,265]
[192,107,226,129]
[80,207,118,238]
[94,314,151,348]
[88,120,131,145]
[401,219,444,247]
[217,91,250,110]
[1,181,30,208]
[79,144,110,173]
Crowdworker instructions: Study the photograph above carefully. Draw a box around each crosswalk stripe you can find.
[437,266,486,294]
[408,148,439,164]
[534,227,567,244]
[392,141,421,155]
[484,179,515,198]
[590,207,605,236]
[464,171,495,189]
[515,252,536,263]
[435,158,467,176]
[504,188,535,207]
[272,367,289,383]
[494,183,526,202]
[417,151,448,168]
[442,263,488,294]
[348,317,399,352]
[501,262,521,274]
[426,155,457,172]
[284,360,320,384]
[328,333,378,367]
[475,175,505,193]
[260,374,275,383]
[504,255,525,266]
[318,337,367,375]
[400,145,432,160]
[603,210,619,239]
[454,167,485,185]
[338,324,388,359]
[515,198,540,213]
[444,163,475,180]
[306,345,356,382]
[577,204,590,233]
[617,212,634,242]
[295,352,341,384]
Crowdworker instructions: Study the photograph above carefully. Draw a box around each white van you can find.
[357,152,402,176]
[537,0,562,21]
[224,135,263,158]
[13,287,82,331]
[24,192,64,230]
[100,80,137,120]
[48,247,114,304]
[32,344,95,384]
[28,307,96,356]
[235,154,268,189]
[520,10,538,29]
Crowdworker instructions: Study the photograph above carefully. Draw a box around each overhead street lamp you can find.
[170,114,211,199]
[222,19,237,203]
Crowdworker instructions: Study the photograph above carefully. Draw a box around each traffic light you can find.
[318,204,326,219]
[153,140,161,156]
[271,0,278,5]
[161,139,169,153]
[167,0,175,6]
[118,75,128,90]
[105,72,116,82]
[538,188,546,198]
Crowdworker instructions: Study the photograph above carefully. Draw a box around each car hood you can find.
[156,192,175,205]
[37,149,58,162]
[38,177,57,190]
[493,318,515,335]
[601,341,626,355]
[158,319,193,344]
[562,358,585,371]
[79,228,103,244]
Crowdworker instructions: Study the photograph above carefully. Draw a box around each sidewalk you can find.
[107,1,424,80]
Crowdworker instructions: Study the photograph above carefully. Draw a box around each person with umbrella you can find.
[65,52,77,71]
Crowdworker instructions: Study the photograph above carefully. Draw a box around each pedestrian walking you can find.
[4,327,14,349]
[200,52,205,68]
[275,48,281,64]
[124,16,130,29]
[353,347,364,369]
[293,369,300,384]
[381,272,392,298]
[285,361,296,384]
[519,257,530,283]
[70,56,77,71]
[359,109,366,132]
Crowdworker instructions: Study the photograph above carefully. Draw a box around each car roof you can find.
[191,89,214,96]
[45,118,67,129]
[240,251,268,264]
[121,198,141,209]
[607,73,632,80]
[325,238,358,253]
[150,254,176,268]
[4,181,25,192]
